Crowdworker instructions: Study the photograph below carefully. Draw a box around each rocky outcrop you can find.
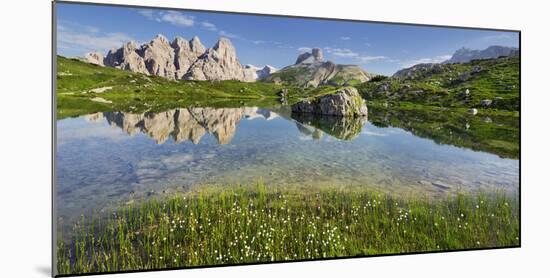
[104,41,149,75]
[295,47,324,64]
[291,87,368,117]
[84,52,104,66]
[445,45,519,64]
[87,35,252,82]
[265,48,371,87]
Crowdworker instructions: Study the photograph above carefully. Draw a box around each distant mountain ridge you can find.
[394,45,519,78]
[84,34,273,82]
[244,64,278,81]
[263,48,373,88]
[444,45,519,64]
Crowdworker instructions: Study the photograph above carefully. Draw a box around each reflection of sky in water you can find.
[55,109,519,225]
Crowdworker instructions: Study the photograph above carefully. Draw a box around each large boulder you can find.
[291,87,368,117]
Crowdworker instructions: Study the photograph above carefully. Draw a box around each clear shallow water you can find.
[55,107,519,225]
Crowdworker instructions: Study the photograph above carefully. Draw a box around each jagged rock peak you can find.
[295,48,324,64]
[189,36,206,53]
[171,36,187,47]
[312,48,323,61]
[125,41,139,50]
[84,51,104,66]
[153,33,169,43]
[90,35,252,82]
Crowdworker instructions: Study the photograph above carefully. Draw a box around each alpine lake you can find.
[56,103,519,230]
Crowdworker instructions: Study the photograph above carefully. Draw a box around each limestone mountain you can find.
[104,41,149,75]
[183,37,246,81]
[85,35,251,82]
[444,45,519,64]
[171,36,205,79]
[263,48,372,87]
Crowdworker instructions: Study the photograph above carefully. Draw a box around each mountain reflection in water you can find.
[57,106,519,233]
[85,107,368,145]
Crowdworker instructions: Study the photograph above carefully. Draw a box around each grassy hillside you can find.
[356,57,519,111]
[56,56,333,119]
[264,63,371,87]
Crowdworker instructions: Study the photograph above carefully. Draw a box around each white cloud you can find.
[201,21,217,31]
[160,11,194,27]
[218,30,239,38]
[357,55,387,63]
[323,47,389,64]
[401,55,452,68]
[138,10,194,27]
[251,40,266,45]
[340,36,351,40]
[297,47,312,53]
[138,9,154,20]
[324,47,358,58]
[57,23,135,54]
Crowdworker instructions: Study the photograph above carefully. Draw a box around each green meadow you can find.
[56,183,519,275]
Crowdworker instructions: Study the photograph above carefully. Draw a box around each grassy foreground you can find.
[56,183,519,276]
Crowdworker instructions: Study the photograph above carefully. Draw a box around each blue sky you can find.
[56,2,519,75]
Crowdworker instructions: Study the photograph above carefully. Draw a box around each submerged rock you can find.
[291,87,368,117]
[291,112,367,140]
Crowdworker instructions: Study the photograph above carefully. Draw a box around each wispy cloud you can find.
[297,47,312,53]
[160,11,194,27]
[57,22,135,54]
[400,55,451,68]
[324,47,389,64]
[138,9,154,20]
[357,55,387,63]
[201,21,217,31]
[340,36,351,41]
[218,30,239,39]
[251,40,266,45]
[138,9,194,27]
[324,47,359,58]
